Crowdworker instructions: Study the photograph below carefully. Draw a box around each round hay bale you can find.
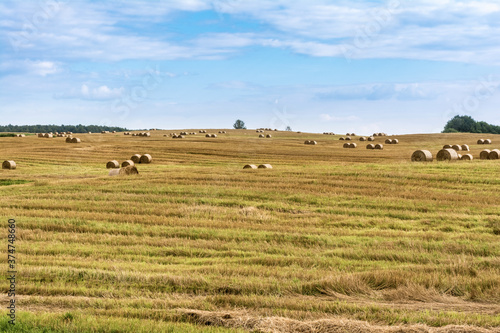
[484,139,492,144]
[243,164,257,169]
[442,144,452,149]
[131,154,141,163]
[101,131,106,134]
[258,164,273,169]
[451,144,462,151]
[106,160,119,169]
[178,135,185,139]
[345,136,352,141]
[436,148,459,161]
[71,137,81,143]
[132,133,136,136]
[367,137,375,141]
[109,165,139,176]
[121,160,134,167]
[480,149,491,160]
[411,150,433,162]
[206,134,210,137]
[266,134,272,138]
[385,139,392,144]
[259,134,265,138]
[477,139,484,144]
[350,143,357,148]
[144,132,151,137]
[140,154,152,164]
[44,133,53,138]
[339,137,345,141]
[211,134,217,138]
[65,137,72,143]
[304,140,311,144]
[181,132,187,135]
[310,141,317,145]
[2,160,16,170]
[489,149,500,160]
[375,144,384,150]
[343,143,350,148]
[366,144,375,150]
[392,139,399,144]
[461,144,470,151]
[457,154,462,159]
[373,133,378,137]
[345,133,350,136]
[461,154,473,161]
[359,137,366,141]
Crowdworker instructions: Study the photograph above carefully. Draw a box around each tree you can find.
[442,115,500,134]
[233,119,246,129]
[285,126,292,131]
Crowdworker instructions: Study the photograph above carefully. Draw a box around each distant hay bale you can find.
[489,149,500,160]
[345,136,352,141]
[310,141,317,145]
[375,144,384,150]
[343,143,350,148]
[366,144,375,149]
[2,160,16,170]
[359,137,366,141]
[367,137,374,141]
[477,139,484,144]
[101,131,106,134]
[178,135,185,138]
[350,133,356,136]
[243,164,257,169]
[88,132,92,134]
[38,133,44,137]
[480,149,491,160]
[131,154,141,163]
[121,160,134,167]
[132,133,136,136]
[206,134,211,137]
[211,134,217,138]
[65,137,72,143]
[411,150,433,162]
[451,144,462,151]
[392,139,399,144]
[457,154,462,160]
[385,139,393,144]
[259,134,265,138]
[484,139,492,144]
[443,144,452,149]
[266,134,272,138]
[44,133,53,138]
[304,140,311,144]
[349,143,357,148]
[436,148,459,161]
[144,132,151,137]
[140,154,152,164]
[112,131,116,133]
[106,160,119,169]
[339,137,345,141]
[461,144,470,151]
[70,137,81,143]
[258,164,273,169]
[181,132,188,135]
[372,133,378,137]
[109,165,139,176]
[461,154,473,161]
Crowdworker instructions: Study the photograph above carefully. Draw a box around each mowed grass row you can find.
[1,130,500,332]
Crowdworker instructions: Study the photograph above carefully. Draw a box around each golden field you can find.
[0,129,499,332]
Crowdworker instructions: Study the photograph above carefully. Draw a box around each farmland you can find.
[0,130,499,332]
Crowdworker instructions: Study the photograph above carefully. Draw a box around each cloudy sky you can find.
[1,0,500,134]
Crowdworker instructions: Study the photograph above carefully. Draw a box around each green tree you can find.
[233,119,246,129]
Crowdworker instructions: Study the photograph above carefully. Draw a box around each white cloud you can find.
[320,114,360,122]
[55,84,124,100]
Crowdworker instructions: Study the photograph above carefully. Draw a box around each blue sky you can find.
[1,0,500,134]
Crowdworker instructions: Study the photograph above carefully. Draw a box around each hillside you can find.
[0,130,499,332]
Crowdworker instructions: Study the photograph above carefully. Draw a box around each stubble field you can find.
[0,129,499,332]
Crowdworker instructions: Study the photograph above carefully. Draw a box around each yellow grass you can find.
[0,130,499,332]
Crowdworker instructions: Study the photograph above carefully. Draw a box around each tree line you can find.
[443,115,500,134]
[0,124,128,133]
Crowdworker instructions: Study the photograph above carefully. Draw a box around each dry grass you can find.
[0,130,500,332]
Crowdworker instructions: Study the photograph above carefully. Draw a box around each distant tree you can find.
[285,126,292,131]
[233,119,246,129]
[443,115,500,134]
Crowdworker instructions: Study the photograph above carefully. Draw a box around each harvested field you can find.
[0,130,499,332]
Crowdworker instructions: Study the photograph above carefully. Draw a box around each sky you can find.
[1,0,500,134]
